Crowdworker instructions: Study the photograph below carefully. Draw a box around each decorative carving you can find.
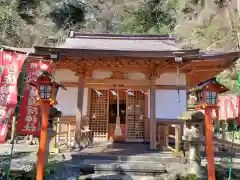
[147,71,158,80]
[107,71,125,79]
[85,70,92,79]
[75,71,84,79]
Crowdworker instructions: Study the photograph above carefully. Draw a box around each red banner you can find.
[0,50,27,143]
[16,60,53,136]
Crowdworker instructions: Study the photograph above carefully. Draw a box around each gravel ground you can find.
[0,143,81,180]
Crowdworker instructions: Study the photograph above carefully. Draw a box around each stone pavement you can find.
[0,141,240,180]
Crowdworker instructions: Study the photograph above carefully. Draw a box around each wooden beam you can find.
[87,66,149,73]
[156,85,186,90]
[188,68,223,73]
[85,84,150,90]
[85,79,151,86]
[61,82,79,87]
[60,81,187,90]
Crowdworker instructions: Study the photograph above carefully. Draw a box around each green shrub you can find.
[178,174,199,180]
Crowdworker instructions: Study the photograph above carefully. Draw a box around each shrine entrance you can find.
[89,89,146,142]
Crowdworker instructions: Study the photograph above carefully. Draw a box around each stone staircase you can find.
[65,153,186,180]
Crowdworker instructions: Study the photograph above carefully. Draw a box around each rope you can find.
[6,55,29,179]
[176,65,180,104]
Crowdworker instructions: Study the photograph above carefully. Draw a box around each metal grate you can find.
[89,89,109,139]
[127,91,145,141]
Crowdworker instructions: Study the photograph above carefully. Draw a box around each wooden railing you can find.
[157,121,183,152]
[50,116,93,153]
[50,118,76,153]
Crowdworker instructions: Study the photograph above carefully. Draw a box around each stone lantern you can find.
[183,77,228,179]
[179,108,204,177]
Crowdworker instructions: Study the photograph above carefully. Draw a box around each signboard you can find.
[16,60,53,136]
[0,50,27,143]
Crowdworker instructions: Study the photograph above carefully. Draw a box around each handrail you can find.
[157,122,182,153]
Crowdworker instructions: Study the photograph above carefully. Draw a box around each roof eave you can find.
[33,46,200,58]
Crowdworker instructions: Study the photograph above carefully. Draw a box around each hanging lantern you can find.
[195,89,218,107]
[39,83,52,100]
[30,71,66,105]
[189,77,229,109]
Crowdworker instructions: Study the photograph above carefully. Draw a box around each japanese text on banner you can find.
[0,50,27,143]
[17,60,52,135]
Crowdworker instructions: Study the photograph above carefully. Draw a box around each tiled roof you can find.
[57,32,181,51]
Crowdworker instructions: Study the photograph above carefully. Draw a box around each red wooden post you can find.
[204,106,216,180]
[36,101,50,180]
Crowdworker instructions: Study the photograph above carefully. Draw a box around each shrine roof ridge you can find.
[69,31,175,40]
[57,33,181,52]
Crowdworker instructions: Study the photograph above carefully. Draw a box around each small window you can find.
[206,91,217,104]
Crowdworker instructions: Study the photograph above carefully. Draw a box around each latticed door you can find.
[90,89,109,139]
[126,91,145,141]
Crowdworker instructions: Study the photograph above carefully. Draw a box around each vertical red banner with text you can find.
[17,60,53,136]
[0,50,27,143]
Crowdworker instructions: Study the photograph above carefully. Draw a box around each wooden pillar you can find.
[75,75,84,147]
[204,106,216,180]
[144,93,149,141]
[150,81,156,150]
[164,125,169,147]
[175,125,180,152]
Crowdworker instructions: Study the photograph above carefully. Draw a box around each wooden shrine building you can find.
[31,32,240,150]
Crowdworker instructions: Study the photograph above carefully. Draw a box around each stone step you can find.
[94,162,166,176]
[65,160,167,176]
[71,153,179,163]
